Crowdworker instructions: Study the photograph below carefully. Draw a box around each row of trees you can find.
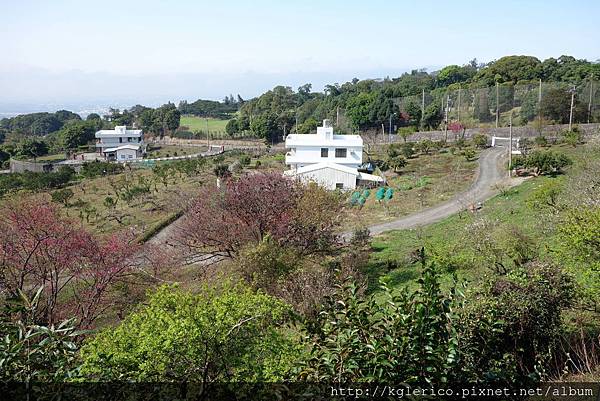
[0,103,182,164]
[0,110,81,138]
[178,96,242,118]
[223,55,599,142]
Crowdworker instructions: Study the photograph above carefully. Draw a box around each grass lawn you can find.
[180,115,230,135]
[365,143,588,292]
[343,148,480,230]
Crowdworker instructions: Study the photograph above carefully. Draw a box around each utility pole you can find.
[457,87,461,122]
[336,106,340,126]
[295,115,298,134]
[588,79,594,124]
[388,112,395,143]
[537,78,543,128]
[569,86,576,132]
[443,95,449,142]
[508,111,513,178]
[421,88,425,129]
[495,82,499,128]
[205,118,210,148]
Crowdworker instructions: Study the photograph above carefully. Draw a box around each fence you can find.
[389,80,600,131]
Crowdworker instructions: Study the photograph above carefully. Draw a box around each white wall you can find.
[297,167,357,190]
[286,145,362,168]
[96,136,143,152]
[116,148,139,160]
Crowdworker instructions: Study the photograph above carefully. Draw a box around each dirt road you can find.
[345,146,524,238]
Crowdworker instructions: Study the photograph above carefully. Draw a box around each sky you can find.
[0,0,599,114]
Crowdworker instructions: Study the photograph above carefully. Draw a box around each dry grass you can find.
[344,149,479,230]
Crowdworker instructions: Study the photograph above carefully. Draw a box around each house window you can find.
[335,148,347,158]
[119,137,123,143]
[128,154,133,159]
[320,148,328,157]
[335,183,344,189]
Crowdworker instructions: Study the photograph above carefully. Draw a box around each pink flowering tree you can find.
[0,199,138,328]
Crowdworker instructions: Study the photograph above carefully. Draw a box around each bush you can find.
[560,128,583,147]
[239,153,251,166]
[534,136,548,147]
[0,288,80,381]
[299,255,464,384]
[458,263,574,384]
[463,148,477,161]
[0,166,75,196]
[472,133,488,148]
[524,150,572,176]
[79,284,300,382]
[80,161,124,178]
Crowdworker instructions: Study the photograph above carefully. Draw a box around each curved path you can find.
[148,147,522,249]
[345,146,523,239]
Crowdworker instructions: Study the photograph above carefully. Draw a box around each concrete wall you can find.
[10,159,55,173]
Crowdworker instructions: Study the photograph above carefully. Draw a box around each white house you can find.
[95,126,146,161]
[284,120,383,190]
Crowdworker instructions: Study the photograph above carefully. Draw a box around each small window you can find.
[119,137,123,143]
[335,183,344,189]
[335,148,347,158]
[320,148,328,157]
[128,154,133,159]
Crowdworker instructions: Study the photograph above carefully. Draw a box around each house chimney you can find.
[323,119,331,128]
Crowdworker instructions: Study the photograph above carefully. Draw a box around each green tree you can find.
[60,122,95,150]
[225,119,238,135]
[299,256,464,384]
[79,284,301,382]
[17,138,49,159]
[346,92,377,129]
[539,87,586,124]
[250,114,278,142]
[436,64,476,87]
[524,150,572,176]
[422,102,442,129]
[51,188,74,207]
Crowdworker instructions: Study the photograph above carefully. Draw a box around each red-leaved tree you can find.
[172,172,342,265]
[0,198,138,328]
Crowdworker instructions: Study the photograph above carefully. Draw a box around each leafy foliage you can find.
[298,254,464,384]
[0,288,82,381]
[78,284,300,382]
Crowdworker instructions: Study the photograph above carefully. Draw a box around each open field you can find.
[179,115,230,133]
[344,148,480,230]
[366,143,588,292]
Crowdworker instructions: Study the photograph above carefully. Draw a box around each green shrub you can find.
[79,284,301,381]
[80,161,124,178]
[299,255,464,383]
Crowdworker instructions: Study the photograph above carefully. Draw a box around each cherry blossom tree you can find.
[173,173,342,265]
[0,199,138,328]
